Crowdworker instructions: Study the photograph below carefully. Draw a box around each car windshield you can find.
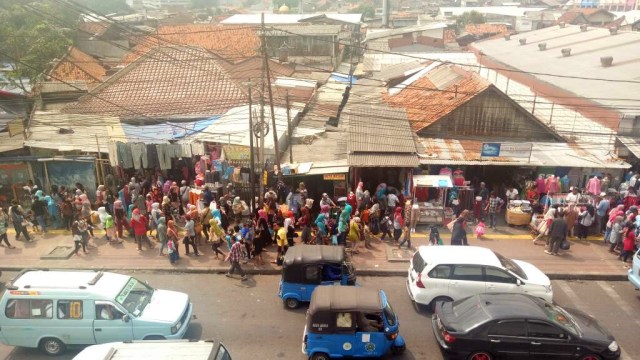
[383,301,397,326]
[216,344,232,360]
[494,252,528,280]
[531,297,581,336]
[452,296,491,332]
[115,277,154,317]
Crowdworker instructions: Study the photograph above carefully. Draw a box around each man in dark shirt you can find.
[546,209,567,256]
[31,197,47,234]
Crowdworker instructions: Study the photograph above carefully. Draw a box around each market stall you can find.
[505,200,532,226]
[412,175,454,226]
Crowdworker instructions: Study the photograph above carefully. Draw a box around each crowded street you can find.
[0,273,637,360]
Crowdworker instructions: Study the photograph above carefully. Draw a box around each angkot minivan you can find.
[0,269,193,355]
[406,246,553,311]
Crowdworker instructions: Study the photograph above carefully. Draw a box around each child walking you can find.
[429,226,442,245]
[475,218,486,240]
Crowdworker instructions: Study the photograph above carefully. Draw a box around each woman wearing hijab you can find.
[338,203,352,246]
[356,182,365,212]
[167,220,180,262]
[608,216,625,253]
[130,208,153,252]
[605,205,625,242]
[348,217,362,254]
[564,203,578,238]
[347,191,357,212]
[149,203,162,238]
[533,207,556,245]
[450,210,470,246]
[44,195,59,229]
[232,196,244,224]
[576,205,595,241]
[284,210,295,247]
[253,210,269,264]
[81,201,95,238]
[392,206,404,244]
[156,217,168,256]
[209,218,226,259]
[315,205,329,240]
[113,200,128,238]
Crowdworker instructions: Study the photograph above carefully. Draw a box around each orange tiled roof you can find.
[464,24,509,36]
[558,11,584,23]
[49,47,107,85]
[63,46,248,117]
[444,29,457,43]
[123,24,260,64]
[384,64,490,132]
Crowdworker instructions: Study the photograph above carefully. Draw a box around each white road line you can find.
[557,281,632,360]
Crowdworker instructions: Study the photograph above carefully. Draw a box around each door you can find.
[487,320,530,359]
[449,265,486,300]
[93,301,133,343]
[302,265,322,301]
[354,312,387,357]
[527,321,577,359]
[484,267,519,294]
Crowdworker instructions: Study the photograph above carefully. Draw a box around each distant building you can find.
[142,0,192,9]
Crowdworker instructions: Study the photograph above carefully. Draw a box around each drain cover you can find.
[40,246,75,260]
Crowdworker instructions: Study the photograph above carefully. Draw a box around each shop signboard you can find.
[223,145,250,161]
[323,173,346,181]
[481,142,532,158]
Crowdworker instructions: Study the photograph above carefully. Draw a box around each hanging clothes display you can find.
[130,143,147,170]
[108,142,119,167]
[146,144,159,169]
[116,142,134,169]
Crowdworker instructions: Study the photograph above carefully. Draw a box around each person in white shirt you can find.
[505,186,519,200]
[565,187,581,203]
[387,193,399,208]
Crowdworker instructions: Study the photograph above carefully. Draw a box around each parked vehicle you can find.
[627,249,640,289]
[432,293,621,360]
[406,245,552,311]
[72,339,231,360]
[0,269,193,355]
[303,286,405,359]
[279,245,355,309]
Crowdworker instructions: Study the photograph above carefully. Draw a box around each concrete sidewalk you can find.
[0,221,629,281]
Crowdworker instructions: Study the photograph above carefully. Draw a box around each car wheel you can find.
[391,344,406,354]
[285,297,300,309]
[430,296,453,313]
[310,352,330,360]
[39,337,66,356]
[467,350,493,360]
[579,354,602,360]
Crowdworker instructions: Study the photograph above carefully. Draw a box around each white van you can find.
[0,270,193,355]
[406,246,553,311]
[73,340,231,360]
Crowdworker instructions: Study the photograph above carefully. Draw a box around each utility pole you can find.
[261,12,282,178]
[245,79,256,212]
[286,90,292,164]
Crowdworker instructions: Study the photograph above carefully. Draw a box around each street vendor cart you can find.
[412,175,454,226]
[505,200,532,226]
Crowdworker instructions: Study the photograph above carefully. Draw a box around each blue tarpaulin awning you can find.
[120,116,220,144]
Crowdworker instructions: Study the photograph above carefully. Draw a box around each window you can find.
[95,303,124,321]
[336,312,353,330]
[305,265,321,283]
[429,265,452,279]
[57,300,83,319]
[485,267,517,284]
[5,299,53,319]
[488,321,527,337]
[451,265,484,282]
[412,252,427,273]
[528,321,567,339]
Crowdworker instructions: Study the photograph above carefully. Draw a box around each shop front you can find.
[0,162,31,205]
[281,160,349,204]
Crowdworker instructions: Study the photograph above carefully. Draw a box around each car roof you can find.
[418,245,501,267]
[72,340,220,360]
[283,245,344,266]
[9,270,129,299]
[309,286,381,314]
[473,293,548,321]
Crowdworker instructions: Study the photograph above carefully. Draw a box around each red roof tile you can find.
[49,47,107,86]
[464,24,509,37]
[384,64,490,132]
[444,29,457,43]
[63,46,248,117]
[124,24,260,64]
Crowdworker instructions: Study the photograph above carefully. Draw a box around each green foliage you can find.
[0,1,73,92]
[352,3,375,19]
[454,11,486,29]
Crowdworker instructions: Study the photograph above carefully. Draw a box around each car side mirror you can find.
[516,279,522,286]
[122,314,130,323]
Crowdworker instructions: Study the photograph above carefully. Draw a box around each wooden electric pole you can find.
[261,12,282,178]
[245,79,256,212]
[286,91,292,164]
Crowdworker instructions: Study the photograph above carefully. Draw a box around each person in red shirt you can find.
[619,225,637,263]
[130,208,153,251]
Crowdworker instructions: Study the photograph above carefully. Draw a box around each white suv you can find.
[406,245,552,311]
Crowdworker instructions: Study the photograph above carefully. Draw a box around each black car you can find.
[431,293,620,360]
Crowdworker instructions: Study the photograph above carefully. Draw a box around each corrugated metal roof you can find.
[221,13,362,25]
[265,25,342,36]
[362,52,478,73]
[348,153,419,167]
[419,137,630,168]
[0,132,24,153]
[346,104,416,153]
[472,25,640,117]
[617,136,640,158]
[365,23,447,41]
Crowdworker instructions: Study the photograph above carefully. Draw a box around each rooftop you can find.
[264,24,342,36]
[365,23,447,41]
[438,6,547,18]
[64,46,248,118]
[221,13,363,25]
[48,47,107,87]
[472,24,640,117]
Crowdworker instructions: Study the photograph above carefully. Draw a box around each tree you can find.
[455,11,486,29]
[0,1,73,93]
[352,4,375,19]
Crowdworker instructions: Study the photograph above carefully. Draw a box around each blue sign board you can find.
[481,143,501,157]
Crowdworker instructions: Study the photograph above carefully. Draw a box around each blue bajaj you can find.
[303,286,406,360]
[279,245,356,309]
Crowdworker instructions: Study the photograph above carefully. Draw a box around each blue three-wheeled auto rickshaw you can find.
[303,286,406,359]
[279,245,356,309]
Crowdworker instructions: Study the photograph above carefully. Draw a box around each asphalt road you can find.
[0,272,638,360]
